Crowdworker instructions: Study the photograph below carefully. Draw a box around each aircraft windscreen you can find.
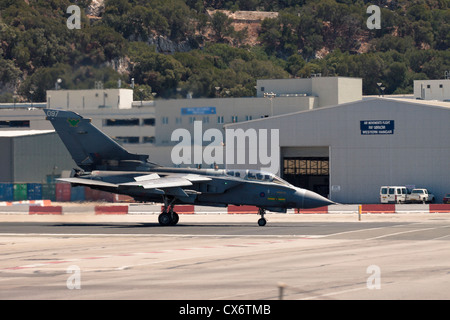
[225,170,291,186]
[271,175,292,186]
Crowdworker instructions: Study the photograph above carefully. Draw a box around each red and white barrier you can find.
[0,203,450,215]
[95,205,128,215]
[29,205,62,215]
[0,200,52,206]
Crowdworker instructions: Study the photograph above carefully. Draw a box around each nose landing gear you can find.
[257,208,267,226]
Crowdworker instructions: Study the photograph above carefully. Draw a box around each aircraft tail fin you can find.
[44,109,152,171]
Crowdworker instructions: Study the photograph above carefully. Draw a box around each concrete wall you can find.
[47,89,133,110]
[414,79,450,101]
[256,77,362,108]
[154,96,317,146]
[256,78,312,97]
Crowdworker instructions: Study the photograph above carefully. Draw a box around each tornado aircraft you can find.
[44,109,334,226]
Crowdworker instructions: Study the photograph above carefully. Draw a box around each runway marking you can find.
[315,224,405,239]
[365,225,450,240]
[298,284,381,300]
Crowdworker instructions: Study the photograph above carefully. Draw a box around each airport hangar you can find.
[225,97,450,204]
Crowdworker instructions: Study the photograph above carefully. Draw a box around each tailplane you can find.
[44,109,155,171]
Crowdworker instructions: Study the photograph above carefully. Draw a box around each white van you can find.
[380,186,408,203]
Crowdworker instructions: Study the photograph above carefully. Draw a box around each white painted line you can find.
[365,225,450,240]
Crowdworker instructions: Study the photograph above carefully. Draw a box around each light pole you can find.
[139,88,143,107]
[29,90,34,108]
[377,82,385,97]
[264,92,276,116]
[55,78,62,90]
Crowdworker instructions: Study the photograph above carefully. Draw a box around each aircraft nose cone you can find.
[301,189,335,209]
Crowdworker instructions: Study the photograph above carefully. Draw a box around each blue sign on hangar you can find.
[360,120,395,135]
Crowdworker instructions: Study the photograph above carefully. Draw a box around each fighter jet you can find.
[44,108,334,226]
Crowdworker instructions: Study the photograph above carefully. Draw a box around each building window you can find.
[203,116,209,124]
[162,117,169,124]
[114,136,139,144]
[142,118,155,126]
[217,116,224,124]
[231,115,238,123]
[261,87,265,92]
[283,158,329,176]
[105,118,139,126]
[0,120,30,128]
[189,116,196,124]
[427,85,431,88]
[142,136,155,144]
[245,115,252,121]
[439,84,443,88]
[175,117,182,124]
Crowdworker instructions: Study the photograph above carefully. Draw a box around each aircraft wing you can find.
[59,173,213,190]
[57,177,118,188]
[120,174,212,189]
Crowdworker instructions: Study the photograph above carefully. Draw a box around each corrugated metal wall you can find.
[0,138,12,182]
[12,132,75,183]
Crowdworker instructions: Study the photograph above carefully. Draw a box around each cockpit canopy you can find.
[225,169,291,186]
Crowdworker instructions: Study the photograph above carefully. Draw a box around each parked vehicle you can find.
[443,194,450,204]
[380,186,407,204]
[380,186,435,204]
[408,188,435,204]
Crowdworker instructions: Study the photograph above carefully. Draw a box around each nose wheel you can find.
[257,208,267,226]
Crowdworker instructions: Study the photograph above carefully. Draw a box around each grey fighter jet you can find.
[44,109,334,226]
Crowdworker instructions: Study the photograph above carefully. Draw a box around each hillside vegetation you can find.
[0,0,448,102]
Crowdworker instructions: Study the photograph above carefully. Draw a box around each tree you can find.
[0,57,21,88]
[384,62,407,94]
[210,11,234,42]
[134,84,153,102]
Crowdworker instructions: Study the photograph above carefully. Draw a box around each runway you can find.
[1,213,449,300]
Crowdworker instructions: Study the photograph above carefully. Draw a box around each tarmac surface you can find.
[0,213,449,300]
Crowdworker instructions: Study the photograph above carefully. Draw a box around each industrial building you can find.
[225,97,450,204]
[0,130,74,184]
[414,79,450,101]
[46,88,134,110]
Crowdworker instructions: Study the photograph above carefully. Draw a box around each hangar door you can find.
[281,147,329,198]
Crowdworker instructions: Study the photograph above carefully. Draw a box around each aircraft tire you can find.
[158,213,172,226]
[258,218,267,227]
[170,212,179,225]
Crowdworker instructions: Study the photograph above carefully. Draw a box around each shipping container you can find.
[70,186,85,202]
[42,184,56,201]
[27,183,42,200]
[14,184,27,201]
[0,183,14,202]
[55,183,71,202]
[84,187,114,202]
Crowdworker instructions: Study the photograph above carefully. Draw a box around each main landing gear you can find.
[158,197,179,226]
[257,208,267,227]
